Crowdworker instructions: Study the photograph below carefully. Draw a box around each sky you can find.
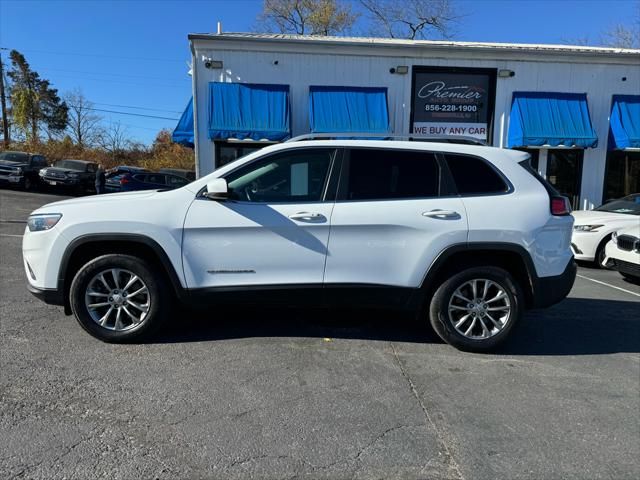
[0,0,637,144]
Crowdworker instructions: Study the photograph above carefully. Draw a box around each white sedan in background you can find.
[571,194,640,268]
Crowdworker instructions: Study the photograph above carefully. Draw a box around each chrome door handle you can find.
[289,212,326,222]
[422,209,460,219]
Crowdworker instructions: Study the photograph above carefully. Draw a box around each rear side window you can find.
[346,149,439,200]
[444,154,508,195]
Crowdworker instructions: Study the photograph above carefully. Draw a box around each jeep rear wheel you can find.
[429,267,523,352]
[69,254,168,342]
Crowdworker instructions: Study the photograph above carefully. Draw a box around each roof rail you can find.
[285,133,487,146]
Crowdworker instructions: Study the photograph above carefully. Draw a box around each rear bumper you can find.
[27,283,64,306]
[531,259,577,309]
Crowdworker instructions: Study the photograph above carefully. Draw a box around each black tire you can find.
[69,254,168,342]
[594,237,612,269]
[428,266,523,352]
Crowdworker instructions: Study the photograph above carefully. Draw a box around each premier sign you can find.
[411,67,497,143]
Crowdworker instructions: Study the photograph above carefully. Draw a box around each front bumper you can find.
[40,175,80,186]
[605,241,640,278]
[531,259,577,309]
[0,173,23,183]
[27,283,64,306]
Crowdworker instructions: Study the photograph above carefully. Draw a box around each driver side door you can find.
[182,148,339,290]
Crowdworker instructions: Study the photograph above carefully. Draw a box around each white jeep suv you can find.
[23,140,576,352]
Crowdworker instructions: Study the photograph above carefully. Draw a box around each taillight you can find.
[551,196,571,216]
[120,174,131,185]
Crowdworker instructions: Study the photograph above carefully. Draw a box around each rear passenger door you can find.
[324,148,468,289]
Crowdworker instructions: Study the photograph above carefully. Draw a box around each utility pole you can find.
[0,49,9,148]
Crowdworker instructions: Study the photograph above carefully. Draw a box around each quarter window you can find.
[445,154,508,195]
[346,149,440,200]
[225,149,334,203]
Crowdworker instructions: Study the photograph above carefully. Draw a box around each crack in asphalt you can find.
[389,342,465,480]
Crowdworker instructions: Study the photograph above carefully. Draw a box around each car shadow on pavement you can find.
[153,297,639,356]
[498,297,640,356]
[155,306,437,345]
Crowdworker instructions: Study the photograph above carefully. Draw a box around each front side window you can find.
[225,149,334,203]
[346,149,440,201]
[445,154,508,195]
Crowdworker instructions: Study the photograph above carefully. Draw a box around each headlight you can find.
[612,231,618,244]
[12,167,23,175]
[67,173,80,178]
[27,213,62,232]
[39,169,47,176]
[573,224,604,232]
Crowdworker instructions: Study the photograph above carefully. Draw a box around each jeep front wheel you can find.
[429,267,523,352]
[69,254,168,342]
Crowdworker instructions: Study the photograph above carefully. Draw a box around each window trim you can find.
[209,146,341,204]
[336,147,447,203]
[441,152,514,198]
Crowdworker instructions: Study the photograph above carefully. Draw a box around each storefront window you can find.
[215,142,267,167]
[513,148,539,171]
[547,149,584,209]
[603,151,640,203]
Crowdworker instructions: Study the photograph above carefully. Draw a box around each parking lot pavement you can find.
[1,188,639,480]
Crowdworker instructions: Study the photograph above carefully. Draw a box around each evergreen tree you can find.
[7,50,68,142]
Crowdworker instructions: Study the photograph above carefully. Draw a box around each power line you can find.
[92,102,183,114]
[39,66,188,83]
[0,47,185,64]
[41,72,185,89]
[86,107,179,121]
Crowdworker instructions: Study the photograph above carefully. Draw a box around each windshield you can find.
[54,160,87,171]
[0,151,29,163]
[595,194,640,215]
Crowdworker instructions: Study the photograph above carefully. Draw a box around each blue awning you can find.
[309,86,390,134]
[208,82,290,141]
[507,92,598,148]
[172,97,194,147]
[609,95,640,150]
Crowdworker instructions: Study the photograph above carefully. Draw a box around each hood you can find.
[0,159,27,168]
[617,225,640,237]
[572,209,639,225]
[33,190,159,212]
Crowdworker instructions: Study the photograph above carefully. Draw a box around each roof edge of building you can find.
[187,32,640,57]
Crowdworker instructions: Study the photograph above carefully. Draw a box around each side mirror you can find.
[204,178,229,201]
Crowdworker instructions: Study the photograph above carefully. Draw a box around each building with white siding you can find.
[173,33,640,209]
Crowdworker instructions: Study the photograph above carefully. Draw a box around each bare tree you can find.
[99,121,130,162]
[359,0,459,40]
[64,89,102,148]
[256,0,358,36]
[602,23,640,49]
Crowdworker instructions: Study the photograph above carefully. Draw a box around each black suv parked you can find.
[40,159,98,194]
[0,151,48,190]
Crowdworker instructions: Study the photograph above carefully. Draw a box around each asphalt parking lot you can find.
[1,188,639,480]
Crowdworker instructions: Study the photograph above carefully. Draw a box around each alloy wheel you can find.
[447,278,511,340]
[84,268,151,331]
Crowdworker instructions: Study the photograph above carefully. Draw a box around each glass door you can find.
[547,149,584,209]
[603,150,640,203]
